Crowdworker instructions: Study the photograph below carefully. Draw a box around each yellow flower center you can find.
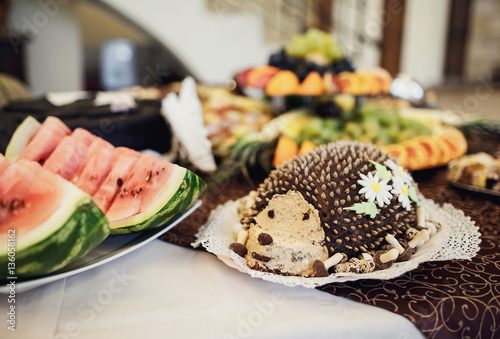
[402,186,409,196]
[397,167,404,174]
[372,182,381,192]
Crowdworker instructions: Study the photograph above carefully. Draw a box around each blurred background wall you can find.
[3,0,499,95]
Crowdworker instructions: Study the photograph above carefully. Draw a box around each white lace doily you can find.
[192,195,481,288]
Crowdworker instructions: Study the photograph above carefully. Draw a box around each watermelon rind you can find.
[0,189,110,278]
[110,168,205,234]
[5,116,41,161]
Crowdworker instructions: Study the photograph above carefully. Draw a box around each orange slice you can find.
[299,140,316,155]
[265,70,300,96]
[296,71,325,96]
[273,135,299,167]
[247,66,280,89]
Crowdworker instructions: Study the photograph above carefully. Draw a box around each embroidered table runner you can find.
[161,167,500,338]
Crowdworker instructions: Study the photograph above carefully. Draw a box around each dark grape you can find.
[296,69,309,82]
[268,48,302,72]
[330,58,355,74]
[315,100,343,118]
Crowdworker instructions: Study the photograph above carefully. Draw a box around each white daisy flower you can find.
[358,172,393,208]
[385,159,412,186]
[391,176,411,211]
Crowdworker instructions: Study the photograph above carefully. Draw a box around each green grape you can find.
[305,29,322,51]
[362,117,380,139]
[286,35,307,58]
[324,117,340,131]
[396,129,415,143]
[386,124,400,143]
[345,121,363,139]
[285,28,343,62]
[375,132,392,146]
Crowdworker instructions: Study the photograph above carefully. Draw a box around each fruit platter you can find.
[0,116,205,282]
[210,103,468,189]
[235,29,393,98]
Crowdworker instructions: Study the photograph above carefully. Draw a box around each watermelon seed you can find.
[156,170,159,175]
[137,188,142,194]
[117,178,123,187]
[10,200,19,210]
[146,171,152,182]
[1,200,6,208]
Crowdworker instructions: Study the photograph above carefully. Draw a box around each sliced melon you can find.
[0,161,39,222]
[5,116,41,161]
[6,116,206,235]
[71,138,115,195]
[0,158,109,278]
[415,137,441,168]
[16,116,71,164]
[107,154,205,234]
[92,147,140,213]
[44,128,96,180]
[0,162,38,203]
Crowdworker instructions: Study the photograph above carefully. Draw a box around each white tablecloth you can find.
[1,240,424,339]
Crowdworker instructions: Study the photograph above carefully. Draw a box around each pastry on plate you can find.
[231,141,435,277]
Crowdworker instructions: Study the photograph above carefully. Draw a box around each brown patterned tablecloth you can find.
[161,167,500,339]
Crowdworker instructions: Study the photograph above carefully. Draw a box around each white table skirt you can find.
[1,240,424,339]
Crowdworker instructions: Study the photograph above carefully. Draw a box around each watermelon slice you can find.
[15,116,71,164]
[43,128,96,180]
[0,160,39,223]
[92,147,140,213]
[0,161,38,203]
[107,154,205,234]
[71,138,115,195]
[0,158,109,278]
[4,116,41,161]
[5,116,206,235]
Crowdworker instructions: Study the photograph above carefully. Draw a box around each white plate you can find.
[0,200,201,294]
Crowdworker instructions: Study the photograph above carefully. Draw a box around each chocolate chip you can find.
[251,252,271,262]
[312,260,329,277]
[229,243,247,258]
[258,233,273,245]
[303,212,310,220]
[117,178,123,187]
[267,210,274,218]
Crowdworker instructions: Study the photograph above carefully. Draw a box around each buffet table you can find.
[0,239,425,339]
[161,165,500,338]
[1,138,499,339]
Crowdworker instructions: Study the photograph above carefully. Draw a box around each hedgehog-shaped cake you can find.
[230,141,436,277]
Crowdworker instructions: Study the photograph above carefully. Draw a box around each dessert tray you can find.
[194,196,480,288]
[448,180,500,198]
